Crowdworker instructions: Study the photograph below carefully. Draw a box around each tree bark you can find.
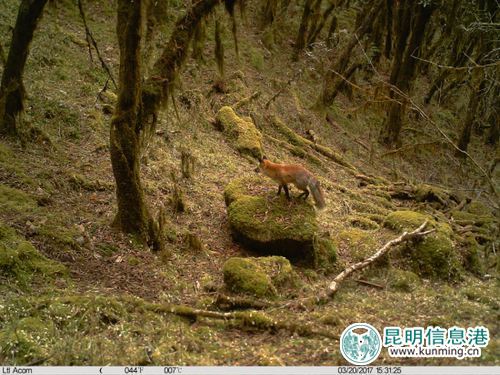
[318,0,383,107]
[293,0,315,60]
[141,0,221,142]
[110,0,154,244]
[0,0,48,136]
[456,80,484,156]
[380,1,434,147]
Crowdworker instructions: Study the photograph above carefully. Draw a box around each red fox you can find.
[256,156,326,209]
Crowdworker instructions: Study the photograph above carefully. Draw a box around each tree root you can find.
[214,294,273,310]
[131,300,339,340]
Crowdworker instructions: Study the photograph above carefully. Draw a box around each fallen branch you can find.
[311,221,435,303]
[137,300,339,340]
[214,293,273,310]
[355,279,384,289]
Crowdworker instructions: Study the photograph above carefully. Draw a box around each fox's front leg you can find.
[277,184,282,196]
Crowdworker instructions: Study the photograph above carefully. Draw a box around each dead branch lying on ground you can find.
[305,221,435,305]
[133,300,339,340]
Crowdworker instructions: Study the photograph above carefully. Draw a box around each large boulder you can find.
[222,256,297,297]
[224,176,336,268]
[215,106,263,159]
[383,210,462,280]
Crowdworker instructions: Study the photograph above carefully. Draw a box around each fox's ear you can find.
[262,155,268,160]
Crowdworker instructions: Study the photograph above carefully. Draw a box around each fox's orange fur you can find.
[257,157,326,209]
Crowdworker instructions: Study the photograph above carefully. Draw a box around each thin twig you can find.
[265,70,302,109]
[77,0,117,89]
[410,54,500,70]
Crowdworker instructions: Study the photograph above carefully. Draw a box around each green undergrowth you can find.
[0,223,67,291]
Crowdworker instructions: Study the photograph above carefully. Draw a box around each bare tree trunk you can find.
[0,0,48,136]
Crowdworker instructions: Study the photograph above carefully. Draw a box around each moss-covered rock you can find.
[337,228,377,262]
[383,210,431,232]
[415,184,451,206]
[347,215,380,230]
[215,106,263,159]
[388,268,421,292]
[225,176,329,266]
[460,235,485,276]
[0,223,67,289]
[223,256,296,297]
[384,210,462,280]
[313,236,337,272]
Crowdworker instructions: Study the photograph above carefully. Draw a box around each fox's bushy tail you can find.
[308,179,326,209]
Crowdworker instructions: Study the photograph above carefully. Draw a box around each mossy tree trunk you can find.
[380,1,434,147]
[456,79,484,156]
[110,0,159,248]
[293,0,315,60]
[0,0,48,136]
[141,0,222,142]
[318,0,383,107]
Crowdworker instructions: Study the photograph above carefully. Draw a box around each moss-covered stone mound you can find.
[215,106,263,159]
[223,256,297,297]
[0,223,67,289]
[383,210,462,280]
[224,176,334,266]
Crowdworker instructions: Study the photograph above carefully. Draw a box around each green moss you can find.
[460,236,484,276]
[313,236,337,271]
[466,201,492,216]
[410,233,462,280]
[347,215,380,230]
[37,223,81,250]
[350,200,389,215]
[0,185,37,214]
[388,268,421,292]
[223,257,277,297]
[0,224,67,289]
[96,243,119,257]
[337,228,377,262]
[224,175,263,206]
[383,210,431,232]
[249,48,264,71]
[215,106,263,159]
[228,195,317,243]
[0,317,54,363]
[415,184,449,206]
[450,210,496,227]
[234,311,275,330]
[384,211,461,280]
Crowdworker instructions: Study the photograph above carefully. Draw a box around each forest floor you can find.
[0,0,498,366]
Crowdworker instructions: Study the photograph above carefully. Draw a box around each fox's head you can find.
[255,155,268,173]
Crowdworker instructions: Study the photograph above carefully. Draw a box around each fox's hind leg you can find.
[283,184,291,200]
[298,189,309,199]
[277,185,282,195]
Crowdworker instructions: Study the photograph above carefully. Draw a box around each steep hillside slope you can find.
[0,0,498,365]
